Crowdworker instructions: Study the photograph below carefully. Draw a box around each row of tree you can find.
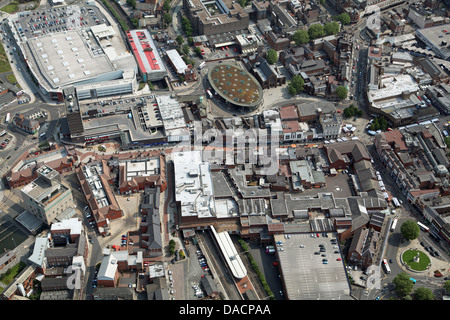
[393,272,444,300]
[292,21,340,46]
[368,116,389,132]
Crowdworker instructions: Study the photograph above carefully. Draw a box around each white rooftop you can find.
[173,151,216,218]
[50,218,82,235]
[166,49,188,74]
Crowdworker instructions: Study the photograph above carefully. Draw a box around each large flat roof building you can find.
[416,24,450,60]
[8,4,138,101]
[173,151,216,220]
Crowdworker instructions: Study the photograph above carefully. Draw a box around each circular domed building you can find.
[207,63,263,110]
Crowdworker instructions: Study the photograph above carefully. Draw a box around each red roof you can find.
[279,105,298,120]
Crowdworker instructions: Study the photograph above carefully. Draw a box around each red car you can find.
[316,233,320,237]
[337,258,342,261]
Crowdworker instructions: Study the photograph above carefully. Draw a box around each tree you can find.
[187,36,194,45]
[288,75,305,96]
[266,49,278,64]
[126,0,136,9]
[288,84,297,96]
[324,21,340,36]
[393,272,414,297]
[237,0,249,7]
[293,29,309,46]
[400,220,420,241]
[131,17,139,28]
[181,17,193,36]
[182,44,190,56]
[163,13,172,25]
[444,136,450,149]
[193,46,202,57]
[336,13,351,25]
[176,35,184,46]
[308,23,325,40]
[343,105,363,118]
[444,280,450,293]
[163,0,171,12]
[336,85,348,100]
[414,287,434,300]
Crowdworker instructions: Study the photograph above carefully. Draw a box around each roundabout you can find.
[402,249,431,272]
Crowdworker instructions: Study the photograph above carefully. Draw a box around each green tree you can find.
[288,75,305,96]
[293,29,309,46]
[336,12,351,25]
[444,136,450,149]
[193,46,202,57]
[324,21,340,35]
[288,84,297,96]
[237,0,249,7]
[182,44,190,56]
[393,272,415,297]
[308,23,325,40]
[444,280,450,293]
[181,17,193,36]
[163,13,172,25]
[414,287,434,300]
[176,35,184,46]
[126,0,136,9]
[266,49,278,64]
[400,220,420,241]
[343,105,363,118]
[187,36,194,45]
[163,0,171,12]
[131,17,139,28]
[336,85,348,100]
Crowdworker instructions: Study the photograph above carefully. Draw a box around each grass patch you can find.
[0,42,12,73]
[403,250,430,271]
[0,261,26,286]
[1,1,19,13]
[6,73,17,84]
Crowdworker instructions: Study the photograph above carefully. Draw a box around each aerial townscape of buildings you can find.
[0,0,449,306]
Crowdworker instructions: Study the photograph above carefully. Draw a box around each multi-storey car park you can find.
[6,4,137,101]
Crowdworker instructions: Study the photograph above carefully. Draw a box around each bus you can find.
[199,61,206,69]
[417,222,429,232]
[382,259,391,274]
[392,197,401,208]
[390,218,398,232]
[5,113,10,123]
[0,130,6,137]
[206,89,213,99]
